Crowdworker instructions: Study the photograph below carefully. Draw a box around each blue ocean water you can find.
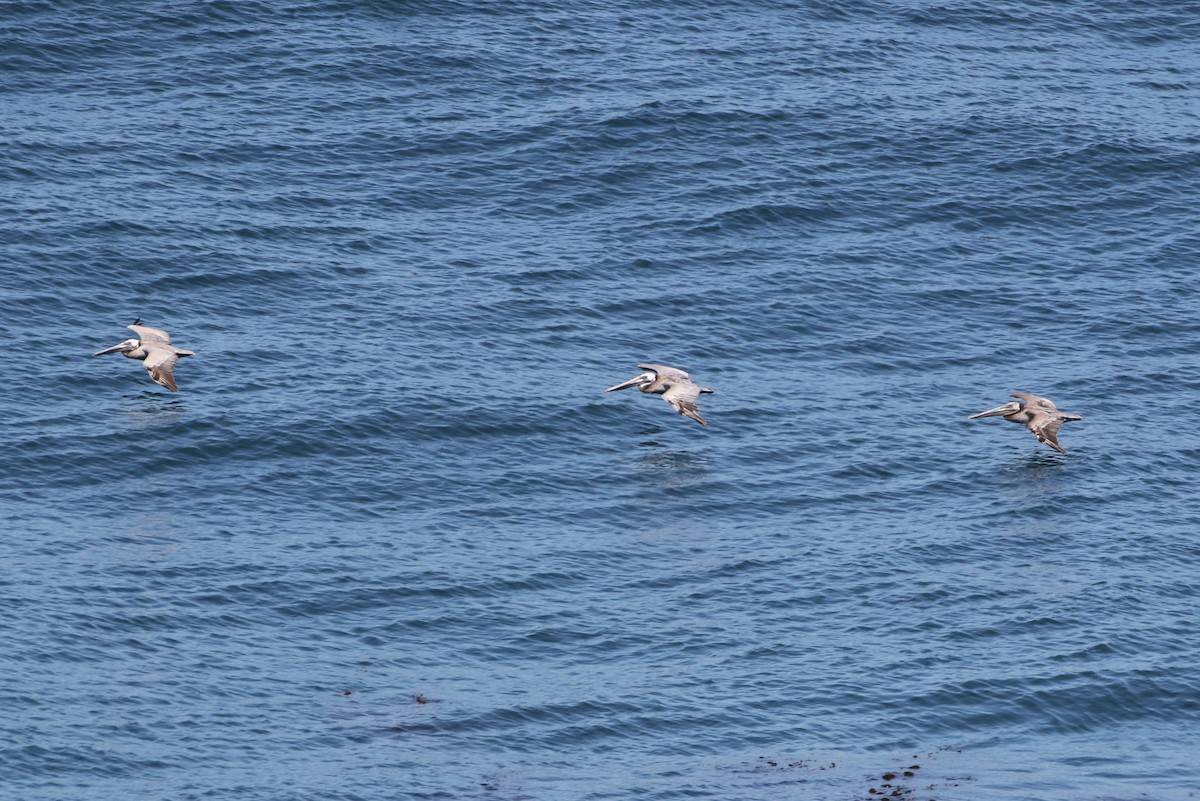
[2,1,1199,799]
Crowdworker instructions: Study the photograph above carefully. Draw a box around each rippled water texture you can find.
[2,2,1199,799]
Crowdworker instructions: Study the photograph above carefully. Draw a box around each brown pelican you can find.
[93,323,194,392]
[606,364,713,426]
[968,392,1081,454]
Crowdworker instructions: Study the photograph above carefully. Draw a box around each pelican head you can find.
[968,401,1022,420]
[605,371,656,393]
[93,338,141,357]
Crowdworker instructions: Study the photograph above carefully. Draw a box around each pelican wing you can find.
[638,363,691,381]
[1025,411,1068,454]
[142,347,180,392]
[1010,392,1057,412]
[129,324,172,345]
[662,381,707,426]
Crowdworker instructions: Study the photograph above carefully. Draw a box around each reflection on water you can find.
[987,449,1076,502]
[116,513,185,543]
[125,396,186,429]
[636,449,709,473]
[633,448,712,494]
[1013,451,1069,472]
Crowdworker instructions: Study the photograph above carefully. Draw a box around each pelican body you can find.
[968,392,1081,454]
[93,323,194,392]
[606,363,713,426]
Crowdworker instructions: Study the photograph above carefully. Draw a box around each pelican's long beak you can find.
[92,343,125,356]
[968,402,1019,419]
[605,373,651,392]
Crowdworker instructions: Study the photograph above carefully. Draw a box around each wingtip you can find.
[149,369,179,392]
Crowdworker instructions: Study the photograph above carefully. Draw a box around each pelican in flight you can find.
[606,363,713,426]
[968,392,1081,454]
[93,322,194,392]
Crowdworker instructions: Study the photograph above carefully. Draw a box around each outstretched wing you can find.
[1027,411,1069,454]
[639,363,690,381]
[129,324,172,345]
[662,381,707,426]
[1010,392,1056,413]
[142,347,180,392]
